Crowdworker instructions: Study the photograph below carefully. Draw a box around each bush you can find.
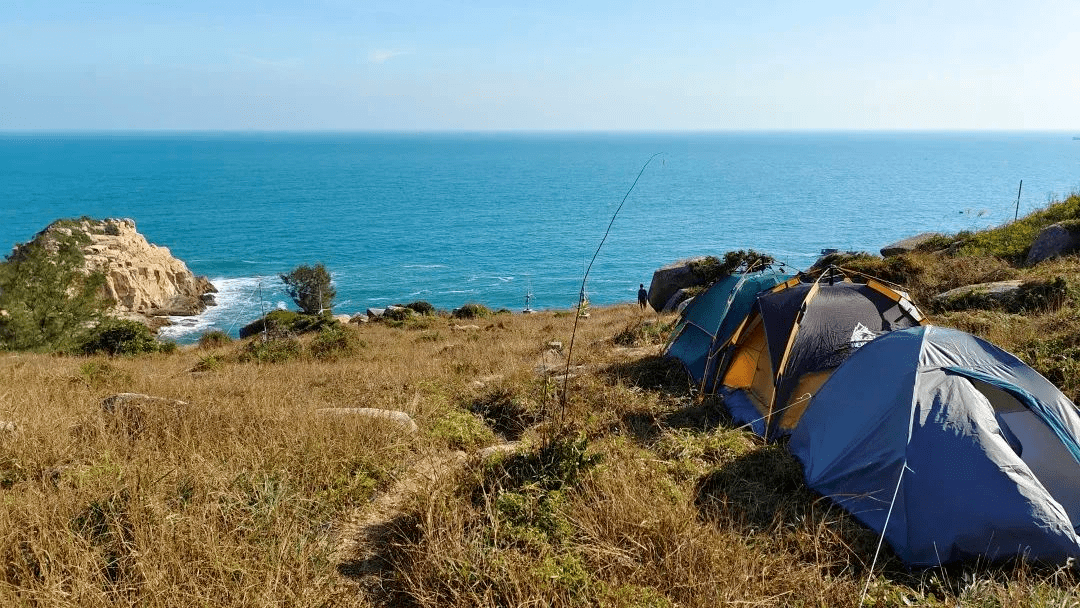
[383,307,414,322]
[238,332,302,363]
[238,309,337,338]
[197,330,232,349]
[453,303,492,319]
[690,250,775,286]
[78,319,175,356]
[404,301,436,316]
[309,325,364,360]
[280,263,336,315]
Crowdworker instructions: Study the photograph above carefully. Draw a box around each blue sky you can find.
[2,0,1078,130]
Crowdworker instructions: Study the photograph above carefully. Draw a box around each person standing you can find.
[637,283,649,311]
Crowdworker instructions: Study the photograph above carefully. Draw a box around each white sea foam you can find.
[156,276,287,343]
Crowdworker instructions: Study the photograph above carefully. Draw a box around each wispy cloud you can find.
[368,49,404,64]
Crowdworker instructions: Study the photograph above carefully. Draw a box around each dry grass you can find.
[2,302,1079,607]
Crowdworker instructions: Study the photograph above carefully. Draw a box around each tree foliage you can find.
[0,229,111,352]
[690,249,776,286]
[279,263,335,315]
[78,318,176,356]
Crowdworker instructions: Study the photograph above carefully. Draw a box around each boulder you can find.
[366,307,386,319]
[316,407,418,434]
[1027,223,1080,265]
[933,280,1023,309]
[881,232,944,257]
[663,287,696,313]
[648,257,707,312]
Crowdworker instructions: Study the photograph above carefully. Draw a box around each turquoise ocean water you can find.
[2,132,1078,342]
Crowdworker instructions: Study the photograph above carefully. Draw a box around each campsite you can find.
[4,195,1080,606]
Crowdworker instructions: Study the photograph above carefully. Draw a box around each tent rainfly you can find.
[790,326,1080,566]
[712,268,927,438]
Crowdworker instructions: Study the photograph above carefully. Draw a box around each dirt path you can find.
[334,442,521,604]
[335,450,467,577]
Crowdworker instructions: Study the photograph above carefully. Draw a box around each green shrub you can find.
[77,319,175,356]
[427,409,496,450]
[238,332,302,363]
[690,250,775,286]
[404,301,436,316]
[238,309,337,338]
[452,303,492,319]
[383,307,414,322]
[197,329,232,349]
[192,355,224,372]
[309,325,364,360]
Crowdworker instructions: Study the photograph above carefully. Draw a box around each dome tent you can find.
[712,267,927,438]
[789,326,1080,566]
[664,267,791,390]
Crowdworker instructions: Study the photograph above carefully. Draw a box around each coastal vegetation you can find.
[0,227,110,352]
[281,263,336,315]
[3,194,1080,606]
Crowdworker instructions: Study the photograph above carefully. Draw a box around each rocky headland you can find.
[17,218,216,327]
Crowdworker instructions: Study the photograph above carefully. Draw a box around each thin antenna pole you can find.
[560,152,663,419]
[259,279,267,338]
[1014,179,1023,222]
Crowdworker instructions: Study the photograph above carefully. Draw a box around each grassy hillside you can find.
[4,195,1080,606]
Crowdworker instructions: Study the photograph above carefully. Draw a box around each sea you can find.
[2,131,1078,343]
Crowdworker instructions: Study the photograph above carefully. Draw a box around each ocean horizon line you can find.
[2,128,1077,137]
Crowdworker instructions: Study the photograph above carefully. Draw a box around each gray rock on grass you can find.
[1027,223,1080,265]
[880,232,943,257]
[316,407,418,434]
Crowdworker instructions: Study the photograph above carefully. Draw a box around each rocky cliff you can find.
[29,218,216,322]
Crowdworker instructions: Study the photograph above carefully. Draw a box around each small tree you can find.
[280,263,335,315]
[0,230,110,352]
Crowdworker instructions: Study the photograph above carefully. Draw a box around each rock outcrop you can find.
[648,257,708,312]
[880,232,943,257]
[29,218,216,322]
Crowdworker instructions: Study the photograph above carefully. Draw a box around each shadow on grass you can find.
[599,355,692,396]
[619,398,732,444]
[336,512,423,608]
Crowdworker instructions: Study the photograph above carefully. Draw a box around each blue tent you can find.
[664,270,790,389]
[790,326,1080,566]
